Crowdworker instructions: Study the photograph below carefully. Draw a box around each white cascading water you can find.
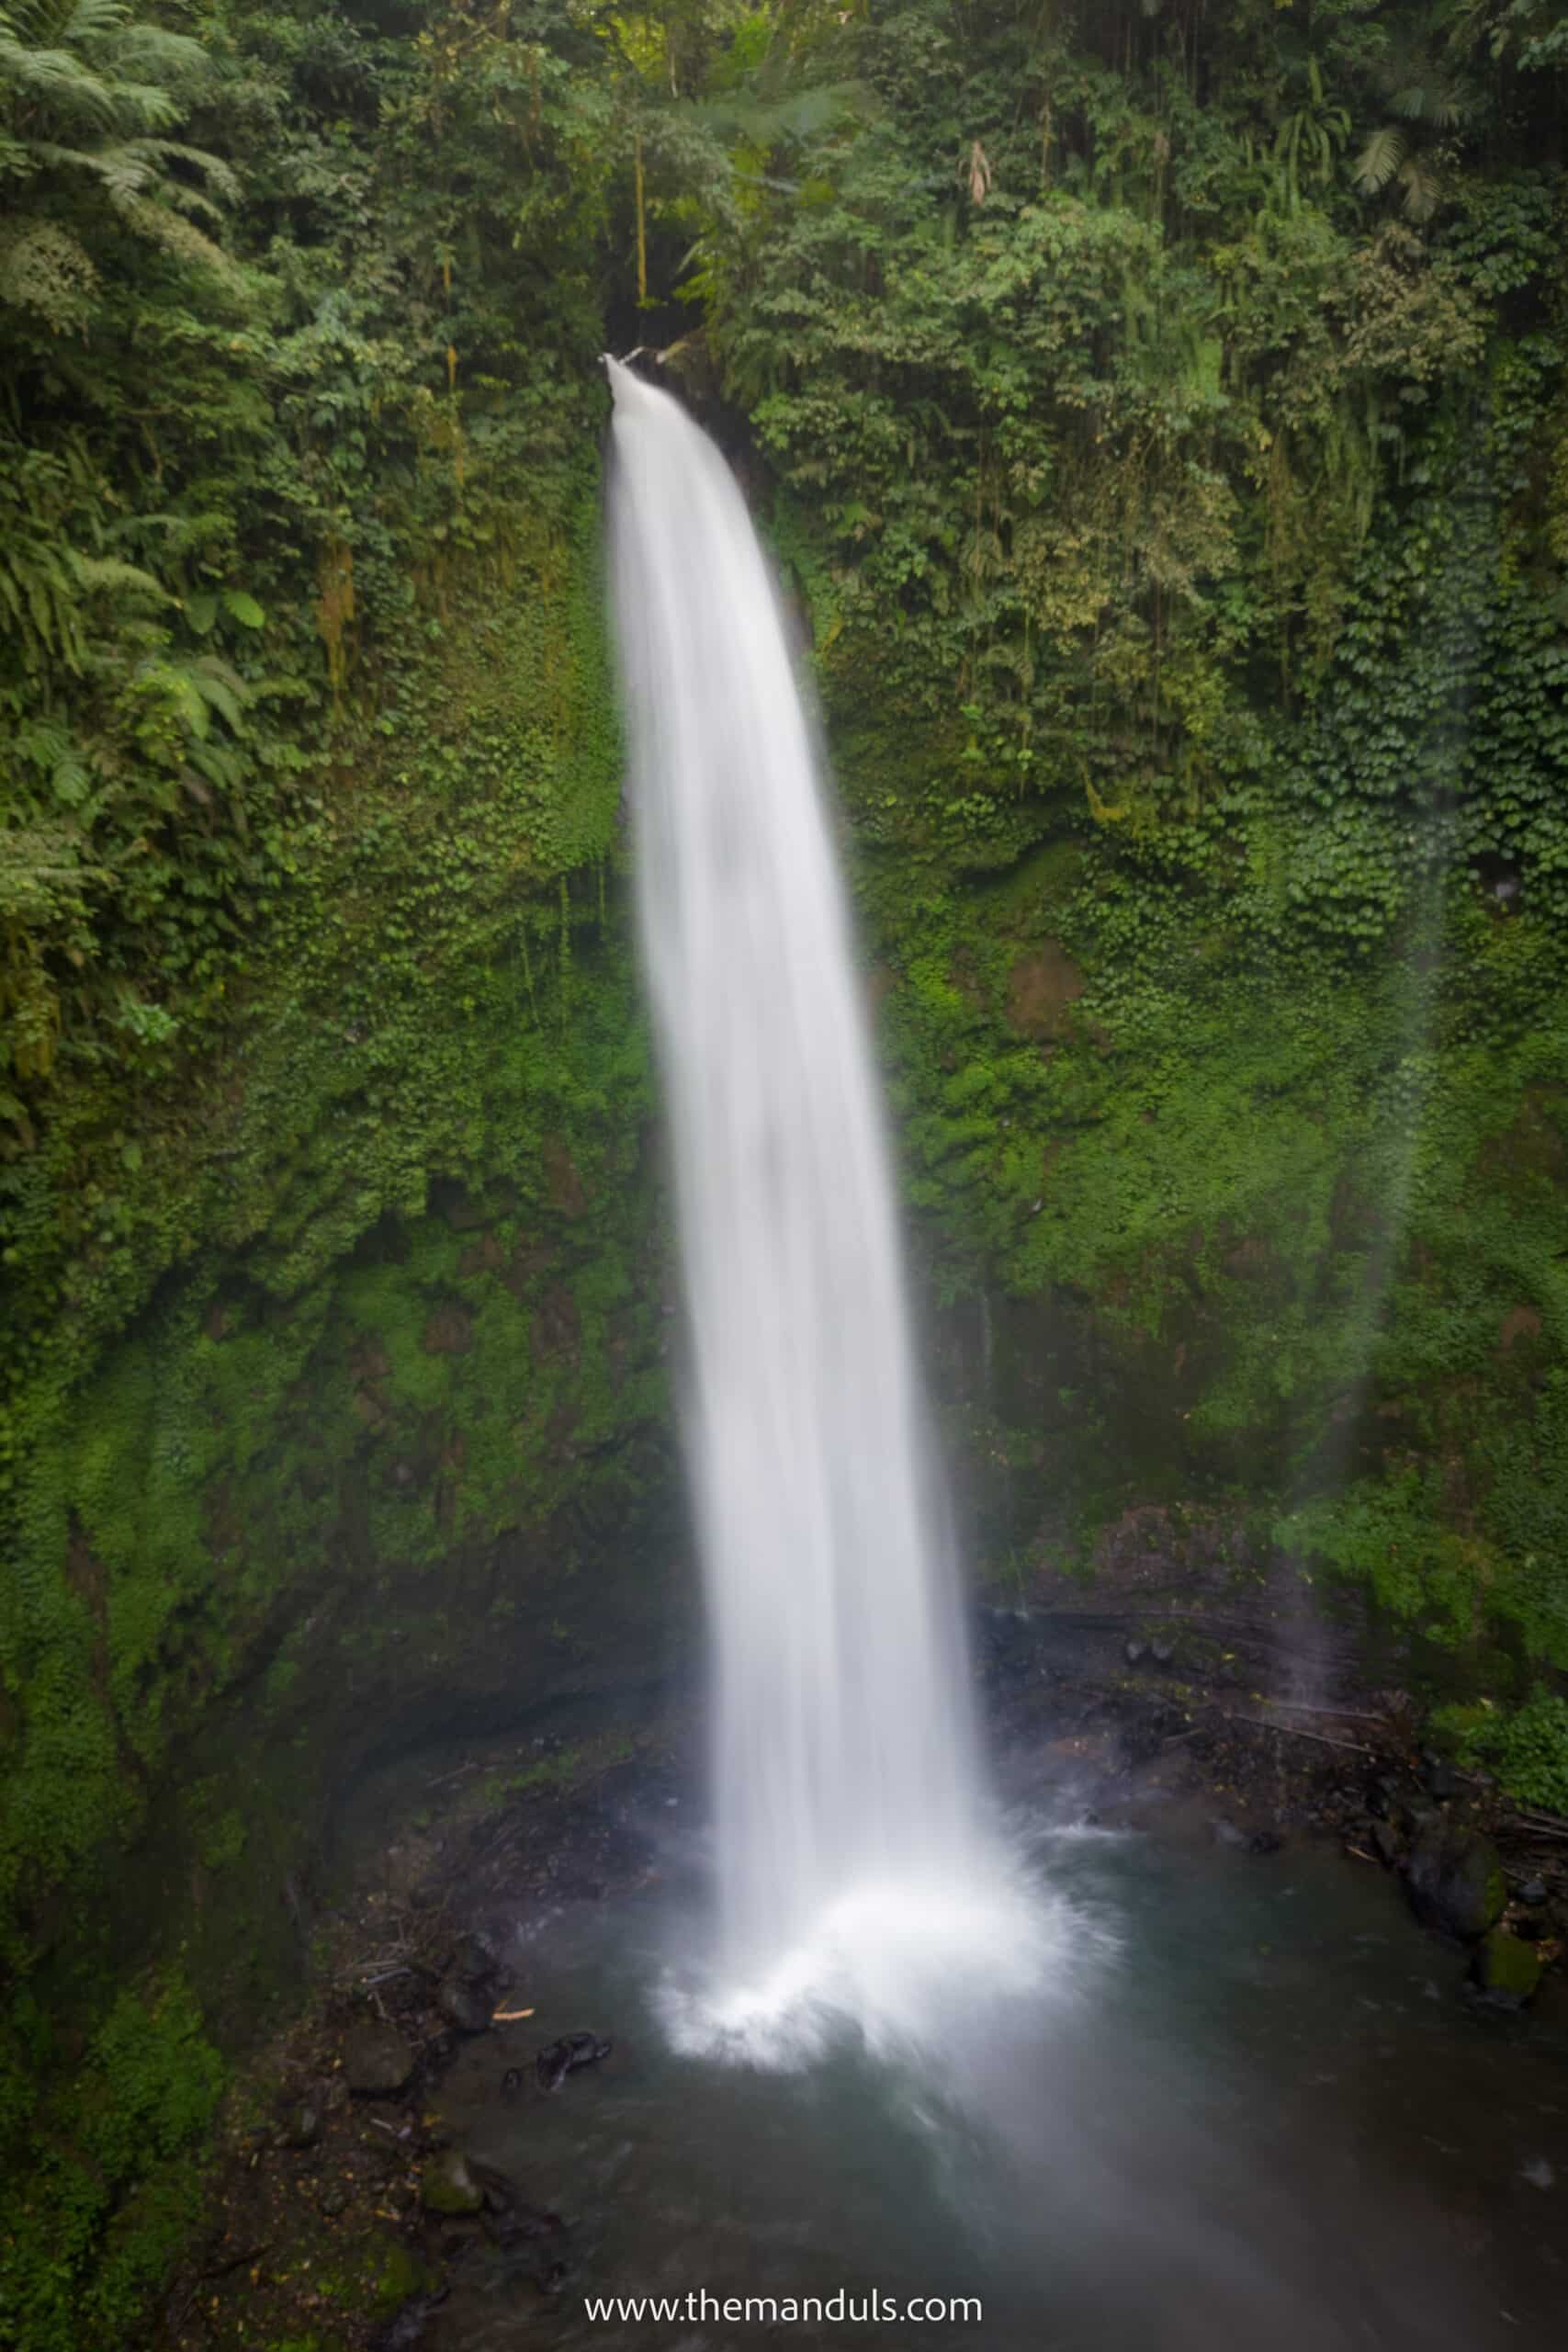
[606,358,1049,2059]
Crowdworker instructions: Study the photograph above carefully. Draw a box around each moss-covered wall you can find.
[0,483,686,2346]
[8,418,1568,2347]
[818,589,1568,1800]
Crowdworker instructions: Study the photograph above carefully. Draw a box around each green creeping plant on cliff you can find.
[2,2,1568,2342]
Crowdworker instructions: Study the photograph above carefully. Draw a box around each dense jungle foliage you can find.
[5,2,1568,2340]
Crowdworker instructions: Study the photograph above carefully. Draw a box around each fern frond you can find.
[143,138,240,206]
[54,0,137,42]
[107,21,208,86]
[0,40,118,123]
[111,188,242,284]
[67,550,167,602]
[1353,124,1406,195]
[186,653,249,733]
[88,72,182,132]
[28,133,152,189]
[1399,155,1443,221]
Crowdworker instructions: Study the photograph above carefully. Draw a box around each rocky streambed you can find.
[147,1592,1568,2352]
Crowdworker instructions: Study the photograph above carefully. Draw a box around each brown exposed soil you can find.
[1005,942,1084,1040]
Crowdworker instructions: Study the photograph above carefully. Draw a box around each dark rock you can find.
[1515,1874,1549,1909]
[535,2031,613,2092]
[317,2180,350,2217]
[285,2100,322,2148]
[344,2025,416,2096]
[1248,1830,1284,1857]
[1371,1819,1404,1867]
[487,2194,569,2294]
[499,2066,525,2098]
[422,2149,485,2215]
[468,2156,520,2213]
[1123,1639,1147,1667]
[1420,1749,1459,1802]
[1366,1774,1404,1820]
[1150,1639,1175,1667]
[1471,1928,1542,2008]
[487,2201,565,2249]
[436,1975,492,2035]
[1405,1824,1506,1939]
[370,2289,450,2352]
[448,1933,497,1986]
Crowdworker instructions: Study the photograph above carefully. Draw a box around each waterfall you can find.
[606,360,1042,2056]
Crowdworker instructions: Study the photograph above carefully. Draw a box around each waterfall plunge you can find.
[606,360,1043,2059]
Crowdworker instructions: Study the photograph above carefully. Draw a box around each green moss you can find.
[1474,1928,1543,2004]
[0,489,672,2347]
[0,1972,221,2352]
[417,2153,485,2218]
[321,2235,437,2313]
[1436,1688,1568,1815]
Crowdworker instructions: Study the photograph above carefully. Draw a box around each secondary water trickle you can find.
[604,357,1048,2055]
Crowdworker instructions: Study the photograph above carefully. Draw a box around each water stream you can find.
[402,1801,1567,2352]
[605,358,1043,2052]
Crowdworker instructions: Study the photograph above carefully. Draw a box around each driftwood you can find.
[1257,1699,1390,1726]
[1228,1713,1376,1758]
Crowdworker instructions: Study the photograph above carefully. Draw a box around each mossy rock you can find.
[1472,1928,1543,2007]
[420,2149,484,2215]
[343,2026,414,2096]
[368,2237,436,2313]
[1404,1824,1507,1939]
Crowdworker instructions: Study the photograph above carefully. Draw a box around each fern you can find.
[0,460,167,672]
[0,1,240,322]
[1353,123,1407,196]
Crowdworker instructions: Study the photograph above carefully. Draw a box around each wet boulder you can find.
[1404,1824,1506,1939]
[421,2149,486,2215]
[447,1932,498,1985]
[535,2031,613,2091]
[284,2099,323,2148]
[1371,1818,1404,1868]
[1472,1928,1542,2008]
[436,1975,492,2035]
[344,2025,416,2095]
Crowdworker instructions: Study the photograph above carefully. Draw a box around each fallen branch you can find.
[1258,1700,1390,1727]
[198,2240,270,2283]
[1230,1713,1376,1757]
